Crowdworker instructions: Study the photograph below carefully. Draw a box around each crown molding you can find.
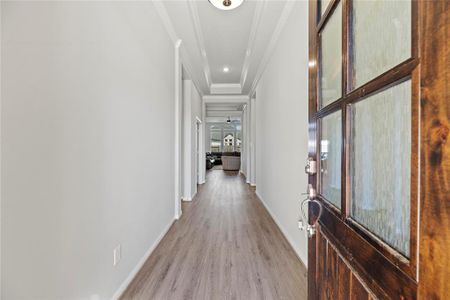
[210,83,242,95]
[152,1,178,43]
[239,0,266,88]
[153,1,205,96]
[188,0,213,90]
[248,1,295,97]
[203,95,249,104]
[207,111,243,117]
[206,117,243,124]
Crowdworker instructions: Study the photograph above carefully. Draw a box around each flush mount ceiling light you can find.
[223,66,230,73]
[209,0,244,10]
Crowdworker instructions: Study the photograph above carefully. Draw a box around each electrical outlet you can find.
[113,244,121,267]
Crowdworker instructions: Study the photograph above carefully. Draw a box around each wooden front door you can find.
[307,0,449,299]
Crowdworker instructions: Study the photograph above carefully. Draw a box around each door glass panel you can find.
[320,111,342,208]
[351,0,411,88]
[350,80,411,256]
[320,2,342,108]
[320,0,332,16]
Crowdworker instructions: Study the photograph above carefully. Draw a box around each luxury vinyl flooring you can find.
[120,170,307,300]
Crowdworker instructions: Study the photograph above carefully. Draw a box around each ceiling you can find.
[206,102,244,123]
[158,0,294,96]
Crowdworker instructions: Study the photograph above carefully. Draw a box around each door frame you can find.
[195,117,203,186]
[174,39,183,219]
[307,0,450,298]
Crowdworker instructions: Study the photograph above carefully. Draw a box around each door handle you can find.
[298,185,322,238]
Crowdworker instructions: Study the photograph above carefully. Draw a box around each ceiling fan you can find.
[226,116,240,124]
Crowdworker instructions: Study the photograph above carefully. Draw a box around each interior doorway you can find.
[196,119,201,186]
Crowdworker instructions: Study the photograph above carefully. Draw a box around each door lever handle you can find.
[298,185,322,238]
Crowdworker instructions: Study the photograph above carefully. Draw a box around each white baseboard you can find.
[111,218,176,300]
[255,190,308,268]
[175,209,182,220]
[250,183,256,187]
[182,190,197,202]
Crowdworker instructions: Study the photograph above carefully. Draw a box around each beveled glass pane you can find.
[352,0,411,88]
[320,111,342,208]
[320,0,332,16]
[320,2,342,108]
[350,80,411,256]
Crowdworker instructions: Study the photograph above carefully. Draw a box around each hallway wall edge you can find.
[255,190,308,268]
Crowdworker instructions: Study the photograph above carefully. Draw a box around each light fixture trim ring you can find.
[208,0,244,11]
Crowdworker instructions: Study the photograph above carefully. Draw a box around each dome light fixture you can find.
[209,0,244,11]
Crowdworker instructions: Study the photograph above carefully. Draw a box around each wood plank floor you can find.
[120,170,307,300]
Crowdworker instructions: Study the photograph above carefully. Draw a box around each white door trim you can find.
[174,39,182,219]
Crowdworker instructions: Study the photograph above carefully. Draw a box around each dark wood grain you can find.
[336,255,350,298]
[309,0,424,298]
[317,234,327,300]
[120,171,308,300]
[418,0,450,298]
[308,0,319,299]
[314,229,376,300]
[310,0,449,299]
[349,274,368,300]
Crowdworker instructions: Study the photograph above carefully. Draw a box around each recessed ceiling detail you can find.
[158,1,294,96]
[210,84,242,95]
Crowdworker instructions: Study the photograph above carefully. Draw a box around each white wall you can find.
[1,2,176,299]
[241,106,248,177]
[255,1,309,266]
[244,105,251,183]
[182,80,202,201]
[250,97,257,186]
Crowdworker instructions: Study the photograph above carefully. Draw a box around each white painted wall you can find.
[241,106,248,177]
[1,2,176,299]
[244,105,251,184]
[182,80,202,201]
[174,41,183,220]
[255,1,309,266]
[250,97,257,186]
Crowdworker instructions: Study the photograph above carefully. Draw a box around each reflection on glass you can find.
[352,0,411,88]
[320,111,342,208]
[351,80,411,256]
[320,2,342,108]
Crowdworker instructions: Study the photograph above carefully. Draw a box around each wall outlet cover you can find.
[113,244,121,267]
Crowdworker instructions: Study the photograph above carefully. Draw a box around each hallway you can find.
[121,170,307,300]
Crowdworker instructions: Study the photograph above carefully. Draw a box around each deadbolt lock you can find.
[305,157,317,175]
